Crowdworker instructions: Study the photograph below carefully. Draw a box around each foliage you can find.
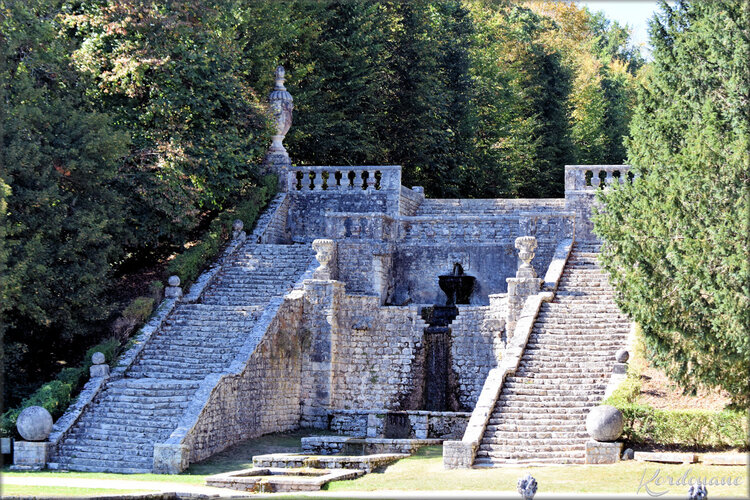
[594,0,750,406]
[0,338,119,438]
[0,0,130,407]
[59,0,273,247]
[122,297,155,324]
[167,174,277,287]
[615,404,748,449]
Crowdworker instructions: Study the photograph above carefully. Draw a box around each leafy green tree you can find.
[60,0,272,248]
[594,0,749,406]
[1,0,130,405]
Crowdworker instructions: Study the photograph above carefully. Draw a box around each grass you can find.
[1,485,154,497]
[4,438,747,498]
[325,446,749,497]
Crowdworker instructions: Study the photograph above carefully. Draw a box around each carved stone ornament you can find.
[515,236,538,278]
[268,65,294,155]
[312,239,336,280]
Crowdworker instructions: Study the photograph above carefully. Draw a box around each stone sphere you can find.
[91,352,106,365]
[168,275,180,287]
[17,406,53,441]
[232,219,244,231]
[615,349,630,363]
[586,405,624,442]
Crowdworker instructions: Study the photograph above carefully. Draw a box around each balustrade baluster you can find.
[591,170,601,188]
[605,171,614,187]
[366,170,377,190]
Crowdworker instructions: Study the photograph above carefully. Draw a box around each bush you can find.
[615,403,748,449]
[168,174,277,287]
[122,297,155,324]
[0,338,120,438]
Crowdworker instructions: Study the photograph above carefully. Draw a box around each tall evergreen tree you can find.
[1,0,130,405]
[594,0,749,406]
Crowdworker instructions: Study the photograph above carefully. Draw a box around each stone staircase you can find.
[51,243,314,473]
[474,241,630,466]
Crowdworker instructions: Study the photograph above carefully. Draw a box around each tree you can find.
[594,0,749,406]
[60,0,272,248]
[1,0,130,405]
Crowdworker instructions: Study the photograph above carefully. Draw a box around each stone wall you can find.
[329,296,427,410]
[327,409,469,440]
[450,306,501,409]
[399,186,424,216]
[416,198,565,216]
[175,294,306,464]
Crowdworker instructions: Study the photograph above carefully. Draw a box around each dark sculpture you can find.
[438,263,476,306]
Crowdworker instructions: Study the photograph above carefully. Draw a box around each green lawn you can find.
[1,485,154,497]
[4,440,747,498]
[325,446,749,497]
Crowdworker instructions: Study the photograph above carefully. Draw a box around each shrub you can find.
[615,403,748,449]
[122,297,155,324]
[0,338,120,438]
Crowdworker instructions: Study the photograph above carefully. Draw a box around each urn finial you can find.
[268,65,294,157]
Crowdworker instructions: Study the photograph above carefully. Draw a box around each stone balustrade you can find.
[564,165,633,192]
[287,165,401,193]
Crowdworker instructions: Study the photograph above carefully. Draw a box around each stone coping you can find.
[205,467,363,493]
[303,436,443,445]
[252,452,407,472]
[542,238,574,291]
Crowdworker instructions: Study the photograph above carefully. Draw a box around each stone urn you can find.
[312,239,336,280]
[268,65,294,155]
[515,236,538,278]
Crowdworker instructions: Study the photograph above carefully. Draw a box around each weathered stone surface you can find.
[89,364,109,378]
[17,406,53,441]
[615,349,629,363]
[635,451,697,464]
[13,441,50,468]
[585,440,622,464]
[48,157,631,474]
[622,447,634,460]
[91,352,105,365]
[586,405,624,442]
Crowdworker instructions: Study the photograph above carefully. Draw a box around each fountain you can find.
[438,263,476,306]
[414,263,477,411]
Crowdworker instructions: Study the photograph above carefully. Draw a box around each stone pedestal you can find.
[505,237,543,338]
[12,441,50,469]
[300,279,345,428]
[585,440,623,464]
[443,440,476,469]
[89,364,110,377]
[153,443,190,474]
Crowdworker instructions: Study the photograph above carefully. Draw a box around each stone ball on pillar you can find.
[168,275,180,287]
[16,406,53,441]
[615,349,629,363]
[91,352,106,365]
[586,405,624,442]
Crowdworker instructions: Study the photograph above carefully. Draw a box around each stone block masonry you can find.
[43,160,633,473]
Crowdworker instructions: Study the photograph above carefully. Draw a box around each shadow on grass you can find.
[185,427,339,476]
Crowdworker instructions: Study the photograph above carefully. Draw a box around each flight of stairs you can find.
[52,243,314,472]
[474,241,630,466]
